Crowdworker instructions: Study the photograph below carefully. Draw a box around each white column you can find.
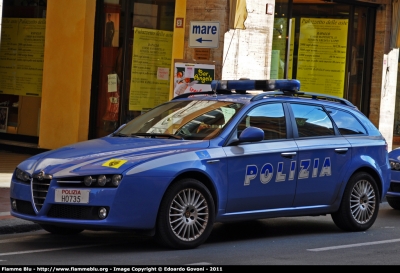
[379,48,399,152]
[222,0,275,80]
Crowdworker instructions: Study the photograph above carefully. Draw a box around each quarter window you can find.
[291,104,334,137]
[325,107,366,135]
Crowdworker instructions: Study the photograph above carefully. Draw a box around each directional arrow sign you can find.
[196,37,213,43]
[189,21,220,48]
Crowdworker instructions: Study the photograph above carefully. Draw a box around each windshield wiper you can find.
[113,133,129,137]
[129,133,183,140]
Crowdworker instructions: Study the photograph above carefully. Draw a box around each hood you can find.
[18,137,209,178]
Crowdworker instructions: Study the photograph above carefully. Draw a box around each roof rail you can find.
[171,79,354,107]
[251,90,355,107]
[300,92,355,107]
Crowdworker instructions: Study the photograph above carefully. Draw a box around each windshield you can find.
[115,100,244,140]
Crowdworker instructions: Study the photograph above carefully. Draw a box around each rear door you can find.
[288,103,352,207]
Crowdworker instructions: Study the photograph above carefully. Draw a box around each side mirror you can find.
[238,127,264,143]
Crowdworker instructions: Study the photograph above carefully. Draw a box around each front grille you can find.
[12,199,35,215]
[32,178,51,212]
[47,204,109,220]
[389,182,400,193]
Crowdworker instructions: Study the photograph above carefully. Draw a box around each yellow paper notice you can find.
[129,28,173,111]
[297,18,348,97]
[102,159,128,169]
[0,18,46,97]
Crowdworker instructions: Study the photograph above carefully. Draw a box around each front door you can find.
[224,103,298,213]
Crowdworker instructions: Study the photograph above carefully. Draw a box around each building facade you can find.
[0,0,397,151]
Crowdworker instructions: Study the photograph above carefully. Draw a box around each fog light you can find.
[98,207,108,219]
[111,175,122,187]
[11,199,17,211]
[97,175,107,186]
[84,176,93,186]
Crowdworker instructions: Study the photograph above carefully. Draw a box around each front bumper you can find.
[9,174,170,230]
[386,170,400,198]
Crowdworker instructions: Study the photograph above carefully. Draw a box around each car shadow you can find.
[206,216,341,244]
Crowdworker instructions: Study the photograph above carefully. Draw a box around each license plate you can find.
[55,189,90,203]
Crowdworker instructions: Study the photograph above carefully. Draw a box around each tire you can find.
[387,196,400,210]
[331,172,379,231]
[155,178,215,249]
[40,224,84,235]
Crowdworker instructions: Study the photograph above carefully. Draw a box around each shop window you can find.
[271,1,374,119]
[93,0,176,138]
[0,0,46,137]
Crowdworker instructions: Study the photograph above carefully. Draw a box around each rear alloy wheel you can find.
[40,224,84,235]
[387,196,400,210]
[331,172,379,231]
[156,178,215,249]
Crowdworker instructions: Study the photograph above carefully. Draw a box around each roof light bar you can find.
[211,79,301,92]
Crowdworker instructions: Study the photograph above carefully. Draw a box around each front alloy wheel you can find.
[156,178,215,249]
[169,188,209,241]
[331,172,379,231]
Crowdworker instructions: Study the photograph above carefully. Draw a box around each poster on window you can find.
[129,27,173,111]
[0,18,46,97]
[173,62,215,97]
[104,13,119,47]
[297,18,348,97]
[0,107,8,133]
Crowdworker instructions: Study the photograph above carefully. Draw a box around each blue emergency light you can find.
[211,79,301,92]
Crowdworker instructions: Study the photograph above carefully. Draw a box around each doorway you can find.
[273,0,377,116]
[90,0,176,139]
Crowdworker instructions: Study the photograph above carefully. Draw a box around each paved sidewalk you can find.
[0,188,42,234]
[0,150,42,234]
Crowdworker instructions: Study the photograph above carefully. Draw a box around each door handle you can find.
[206,159,220,164]
[335,148,348,154]
[281,152,297,158]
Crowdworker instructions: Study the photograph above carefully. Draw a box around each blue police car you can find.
[387,148,400,209]
[10,79,390,249]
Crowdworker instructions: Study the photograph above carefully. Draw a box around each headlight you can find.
[97,175,107,186]
[390,161,400,171]
[84,176,94,186]
[15,168,31,182]
[79,174,121,187]
[111,175,122,187]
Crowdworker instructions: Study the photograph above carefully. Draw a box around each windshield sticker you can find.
[196,151,211,159]
[102,159,128,169]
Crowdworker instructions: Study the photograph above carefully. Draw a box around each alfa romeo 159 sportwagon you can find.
[10,79,390,249]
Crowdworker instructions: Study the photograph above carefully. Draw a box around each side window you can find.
[290,104,334,137]
[325,107,367,135]
[238,103,287,140]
